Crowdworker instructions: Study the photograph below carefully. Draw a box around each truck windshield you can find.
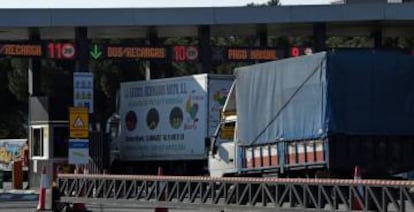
[219,122,235,141]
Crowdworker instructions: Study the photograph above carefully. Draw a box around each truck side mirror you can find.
[205,137,218,155]
[212,142,218,155]
[211,137,217,155]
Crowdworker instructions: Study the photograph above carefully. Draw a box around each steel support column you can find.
[198,25,211,73]
[28,28,41,96]
[256,24,268,47]
[75,27,89,73]
[372,22,383,49]
[313,22,327,52]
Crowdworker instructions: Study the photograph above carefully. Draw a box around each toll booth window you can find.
[110,121,119,141]
[53,127,68,158]
[219,122,235,140]
[32,128,43,157]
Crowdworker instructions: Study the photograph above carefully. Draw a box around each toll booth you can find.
[28,96,71,188]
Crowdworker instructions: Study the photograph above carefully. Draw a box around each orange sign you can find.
[69,107,89,138]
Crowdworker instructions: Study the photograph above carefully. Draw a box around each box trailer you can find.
[112,74,233,175]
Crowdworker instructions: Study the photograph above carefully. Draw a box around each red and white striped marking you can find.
[253,146,262,168]
[270,145,278,166]
[306,141,315,163]
[245,147,253,168]
[315,140,324,162]
[37,167,48,211]
[288,143,297,164]
[263,145,278,167]
[297,143,306,164]
[288,140,324,165]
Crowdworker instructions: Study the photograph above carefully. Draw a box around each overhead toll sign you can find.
[228,48,281,61]
[172,45,199,61]
[0,43,42,58]
[69,107,89,138]
[212,47,284,63]
[0,41,76,59]
[90,43,200,62]
[47,42,76,59]
[107,46,166,60]
[0,40,312,63]
[289,47,313,57]
[212,46,314,63]
[90,44,103,60]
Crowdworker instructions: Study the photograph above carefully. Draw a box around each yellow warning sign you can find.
[69,107,89,138]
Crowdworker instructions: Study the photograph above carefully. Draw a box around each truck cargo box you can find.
[119,74,233,161]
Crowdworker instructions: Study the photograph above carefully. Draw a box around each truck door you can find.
[208,121,236,177]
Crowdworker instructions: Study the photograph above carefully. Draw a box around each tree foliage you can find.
[8,59,28,102]
[247,0,281,6]
[0,58,27,138]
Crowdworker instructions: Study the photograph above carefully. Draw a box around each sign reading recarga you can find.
[0,43,42,57]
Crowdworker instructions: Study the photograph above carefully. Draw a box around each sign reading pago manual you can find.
[69,107,89,138]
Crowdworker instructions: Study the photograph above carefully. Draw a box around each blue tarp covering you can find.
[327,50,414,135]
[235,52,327,145]
[235,50,414,146]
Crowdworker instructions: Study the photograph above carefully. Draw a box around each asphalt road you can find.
[0,200,221,212]
[0,200,38,212]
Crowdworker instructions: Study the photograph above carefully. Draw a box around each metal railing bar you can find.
[277,185,289,207]
[250,183,262,206]
[178,182,190,202]
[319,185,333,209]
[237,184,249,205]
[304,184,318,208]
[104,180,115,198]
[291,184,304,208]
[225,183,237,205]
[350,186,365,211]
[125,180,136,199]
[332,185,349,210]
[263,184,275,206]
[189,182,201,203]
[401,187,414,210]
[366,186,383,212]
[201,182,212,203]
[167,182,178,201]
[384,186,401,211]
[213,182,225,204]
[115,180,126,199]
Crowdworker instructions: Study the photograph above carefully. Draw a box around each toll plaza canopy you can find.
[0,2,414,40]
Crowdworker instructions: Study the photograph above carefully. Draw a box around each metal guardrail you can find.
[57,174,414,211]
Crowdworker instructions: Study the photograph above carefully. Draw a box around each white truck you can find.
[109,74,233,175]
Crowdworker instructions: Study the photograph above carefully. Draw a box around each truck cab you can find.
[207,81,239,177]
[208,113,237,177]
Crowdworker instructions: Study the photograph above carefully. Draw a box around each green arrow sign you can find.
[90,44,102,60]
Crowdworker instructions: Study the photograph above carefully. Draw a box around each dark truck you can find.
[208,49,414,178]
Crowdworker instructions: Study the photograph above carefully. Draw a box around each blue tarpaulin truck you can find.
[208,50,414,178]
